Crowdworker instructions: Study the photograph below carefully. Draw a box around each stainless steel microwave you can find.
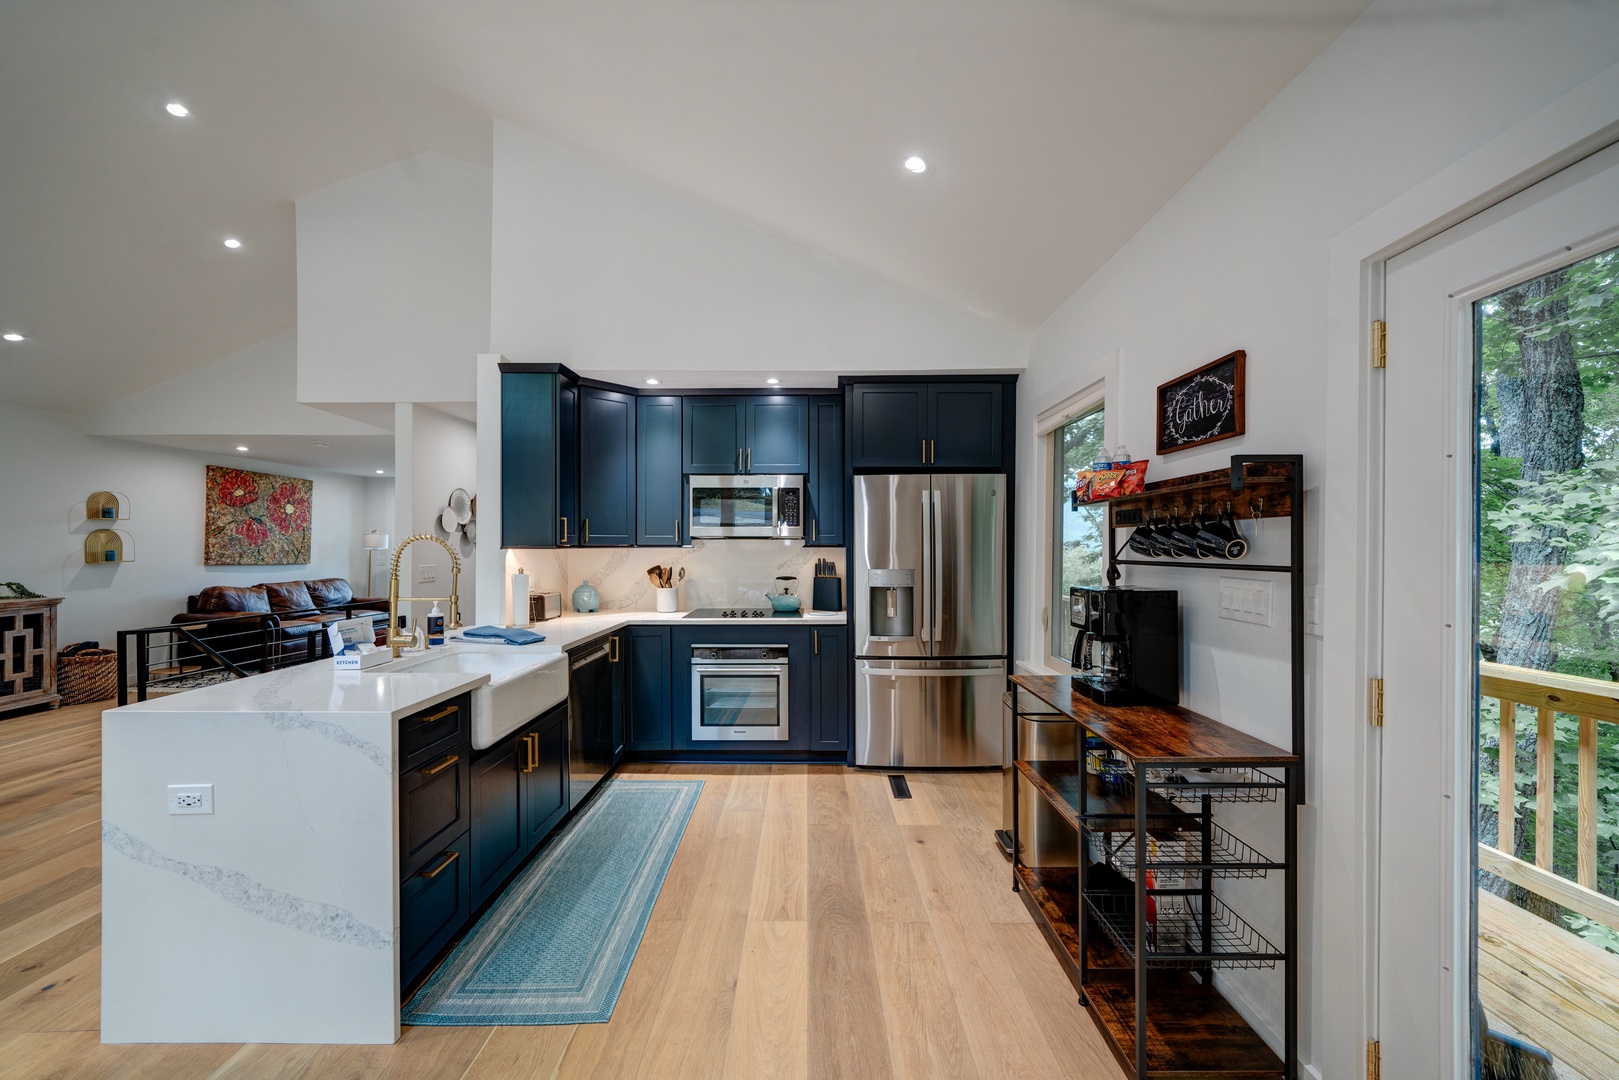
[687,475,804,539]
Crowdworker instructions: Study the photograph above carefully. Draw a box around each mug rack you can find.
[1103,454,1304,801]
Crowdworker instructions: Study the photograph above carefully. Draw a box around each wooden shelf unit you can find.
[1009,675,1299,1079]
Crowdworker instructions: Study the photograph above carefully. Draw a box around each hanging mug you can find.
[1168,514,1205,559]
[1126,521,1157,558]
[1195,512,1248,560]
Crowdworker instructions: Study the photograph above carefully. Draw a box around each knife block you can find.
[812,576,842,613]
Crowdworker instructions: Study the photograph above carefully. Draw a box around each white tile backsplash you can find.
[508,539,844,613]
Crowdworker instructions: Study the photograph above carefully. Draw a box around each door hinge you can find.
[1371,320,1387,369]
[1367,1038,1381,1080]
[1369,677,1384,728]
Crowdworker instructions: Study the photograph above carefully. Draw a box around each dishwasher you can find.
[567,639,616,811]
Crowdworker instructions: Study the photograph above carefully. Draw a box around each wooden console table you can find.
[0,597,63,716]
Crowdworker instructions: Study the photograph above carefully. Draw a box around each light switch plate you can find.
[1219,578,1273,627]
[168,784,214,815]
[417,564,437,584]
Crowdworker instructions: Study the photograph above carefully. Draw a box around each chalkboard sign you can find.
[1156,350,1245,455]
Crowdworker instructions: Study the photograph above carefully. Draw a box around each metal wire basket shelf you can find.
[1099,822,1280,880]
[1138,766,1286,804]
[1083,890,1282,971]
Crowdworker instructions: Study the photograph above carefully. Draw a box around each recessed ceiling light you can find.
[765,378,780,385]
[375,469,385,475]
[645,378,660,386]
[165,102,190,118]
[235,445,249,452]
[2,333,23,342]
[903,155,927,174]
[223,238,242,249]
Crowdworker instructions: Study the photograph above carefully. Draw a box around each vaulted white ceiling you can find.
[0,0,1362,415]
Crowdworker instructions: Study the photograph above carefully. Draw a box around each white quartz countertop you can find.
[106,661,488,720]
[472,608,847,652]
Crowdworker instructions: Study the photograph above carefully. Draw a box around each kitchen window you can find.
[1050,404,1107,664]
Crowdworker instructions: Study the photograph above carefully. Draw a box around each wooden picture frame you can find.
[1156,349,1246,455]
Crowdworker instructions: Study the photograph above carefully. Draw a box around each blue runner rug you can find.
[402,778,703,1025]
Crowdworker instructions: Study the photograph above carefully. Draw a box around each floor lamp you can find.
[363,531,390,597]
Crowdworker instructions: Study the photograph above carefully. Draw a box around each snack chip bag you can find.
[1088,467,1127,500]
[1116,460,1149,496]
[1071,469,1095,509]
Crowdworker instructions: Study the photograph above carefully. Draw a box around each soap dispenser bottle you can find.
[426,601,446,647]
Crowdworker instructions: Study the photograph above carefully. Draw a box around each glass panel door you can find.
[1474,241,1619,1080]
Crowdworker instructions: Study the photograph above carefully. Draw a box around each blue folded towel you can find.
[460,625,547,645]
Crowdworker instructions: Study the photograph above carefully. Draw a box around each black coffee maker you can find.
[1068,586,1180,706]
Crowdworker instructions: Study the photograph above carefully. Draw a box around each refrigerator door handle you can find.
[858,660,1005,676]
[919,487,933,651]
[931,488,944,646]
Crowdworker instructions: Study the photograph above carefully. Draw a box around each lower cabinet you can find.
[626,626,672,751]
[470,702,570,912]
[810,625,849,753]
[400,830,471,989]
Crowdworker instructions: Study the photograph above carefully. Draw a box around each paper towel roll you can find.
[509,572,530,628]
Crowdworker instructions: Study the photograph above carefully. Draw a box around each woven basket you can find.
[57,649,118,705]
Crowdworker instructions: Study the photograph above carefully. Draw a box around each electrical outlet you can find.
[417,564,437,584]
[168,784,214,815]
[1219,578,1273,627]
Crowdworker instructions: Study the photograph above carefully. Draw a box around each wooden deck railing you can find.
[1479,660,1619,932]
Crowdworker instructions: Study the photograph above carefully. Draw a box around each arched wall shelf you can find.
[85,529,135,564]
[86,491,130,522]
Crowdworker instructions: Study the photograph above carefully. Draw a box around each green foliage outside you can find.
[1054,408,1107,660]
[1478,244,1619,949]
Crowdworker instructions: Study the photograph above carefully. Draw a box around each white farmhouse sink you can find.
[389,647,569,749]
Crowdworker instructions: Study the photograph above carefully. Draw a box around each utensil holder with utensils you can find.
[647,565,682,612]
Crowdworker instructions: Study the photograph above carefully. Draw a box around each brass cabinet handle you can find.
[417,703,458,725]
[737,448,743,472]
[811,519,817,543]
[418,850,459,879]
[421,753,459,777]
[608,636,620,663]
[922,439,927,464]
[560,516,569,544]
[746,448,751,473]
[675,517,681,544]
[530,732,539,772]
[814,629,819,655]
[583,519,589,544]
[932,439,937,463]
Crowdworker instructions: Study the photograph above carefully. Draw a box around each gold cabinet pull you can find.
[746,447,751,473]
[529,732,539,772]
[814,629,819,655]
[418,850,459,879]
[608,636,620,663]
[582,519,589,544]
[737,448,743,472]
[922,439,927,464]
[811,519,817,543]
[560,516,569,544]
[417,703,458,725]
[421,753,459,777]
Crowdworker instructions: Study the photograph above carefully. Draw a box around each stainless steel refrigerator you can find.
[853,473,1006,767]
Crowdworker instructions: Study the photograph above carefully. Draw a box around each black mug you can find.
[1147,518,1181,558]
[1127,523,1157,557]
[1167,516,1204,559]
[1195,513,1248,559]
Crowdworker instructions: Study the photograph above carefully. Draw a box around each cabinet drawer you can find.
[400,748,468,878]
[401,694,469,763]
[400,830,470,990]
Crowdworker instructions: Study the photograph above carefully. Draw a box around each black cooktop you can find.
[684,607,802,619]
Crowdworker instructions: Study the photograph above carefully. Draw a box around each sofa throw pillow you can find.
[193,585,271,614]
[305,578,354,608]
[264,581,314,613]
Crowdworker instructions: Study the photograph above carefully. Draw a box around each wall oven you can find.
[687,475,804,539]
[690,645,790,741]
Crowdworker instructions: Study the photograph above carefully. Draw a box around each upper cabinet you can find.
[848,379,1010,472]
[501,369,578,548]
[683,395,809,475]
[637,396,684,546]
[806,396,844,547]
[579,386,637,547]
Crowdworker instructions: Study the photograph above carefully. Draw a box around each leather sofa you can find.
[173,578,390,664]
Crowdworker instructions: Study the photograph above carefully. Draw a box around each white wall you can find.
[393,404,477,625]
[296,151,492,406]
[0,401,370,650]
[489,122,1023,381]
[1016,4,1619,1075]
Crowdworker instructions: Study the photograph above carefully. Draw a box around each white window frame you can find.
[1037,379,1108,671]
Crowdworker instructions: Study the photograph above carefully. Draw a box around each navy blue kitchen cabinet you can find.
[625,626,672,751]
[637,397,684,546]
[745,396,810,473]
[683,395,809,475]
[400,829,470,990]
[683,397,745,474]
[810,625,849,753]
[610,631,627,763]
[579,386,637,546]
[806,396,844,547]
[500,368,580,547]
[928,383,1003,471]
[469,735,524,911]
[847,380,1009,472]
[523,703,569,852]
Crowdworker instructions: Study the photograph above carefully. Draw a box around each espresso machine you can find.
[1069,586,1180,706]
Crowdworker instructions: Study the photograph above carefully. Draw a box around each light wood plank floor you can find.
[0,701,1120,1079]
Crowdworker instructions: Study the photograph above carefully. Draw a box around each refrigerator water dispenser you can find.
[866,568,916,639]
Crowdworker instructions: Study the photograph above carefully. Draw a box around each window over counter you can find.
[1051,404,1106,665]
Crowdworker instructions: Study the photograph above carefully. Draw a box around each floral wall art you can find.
[204,465,312,566]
